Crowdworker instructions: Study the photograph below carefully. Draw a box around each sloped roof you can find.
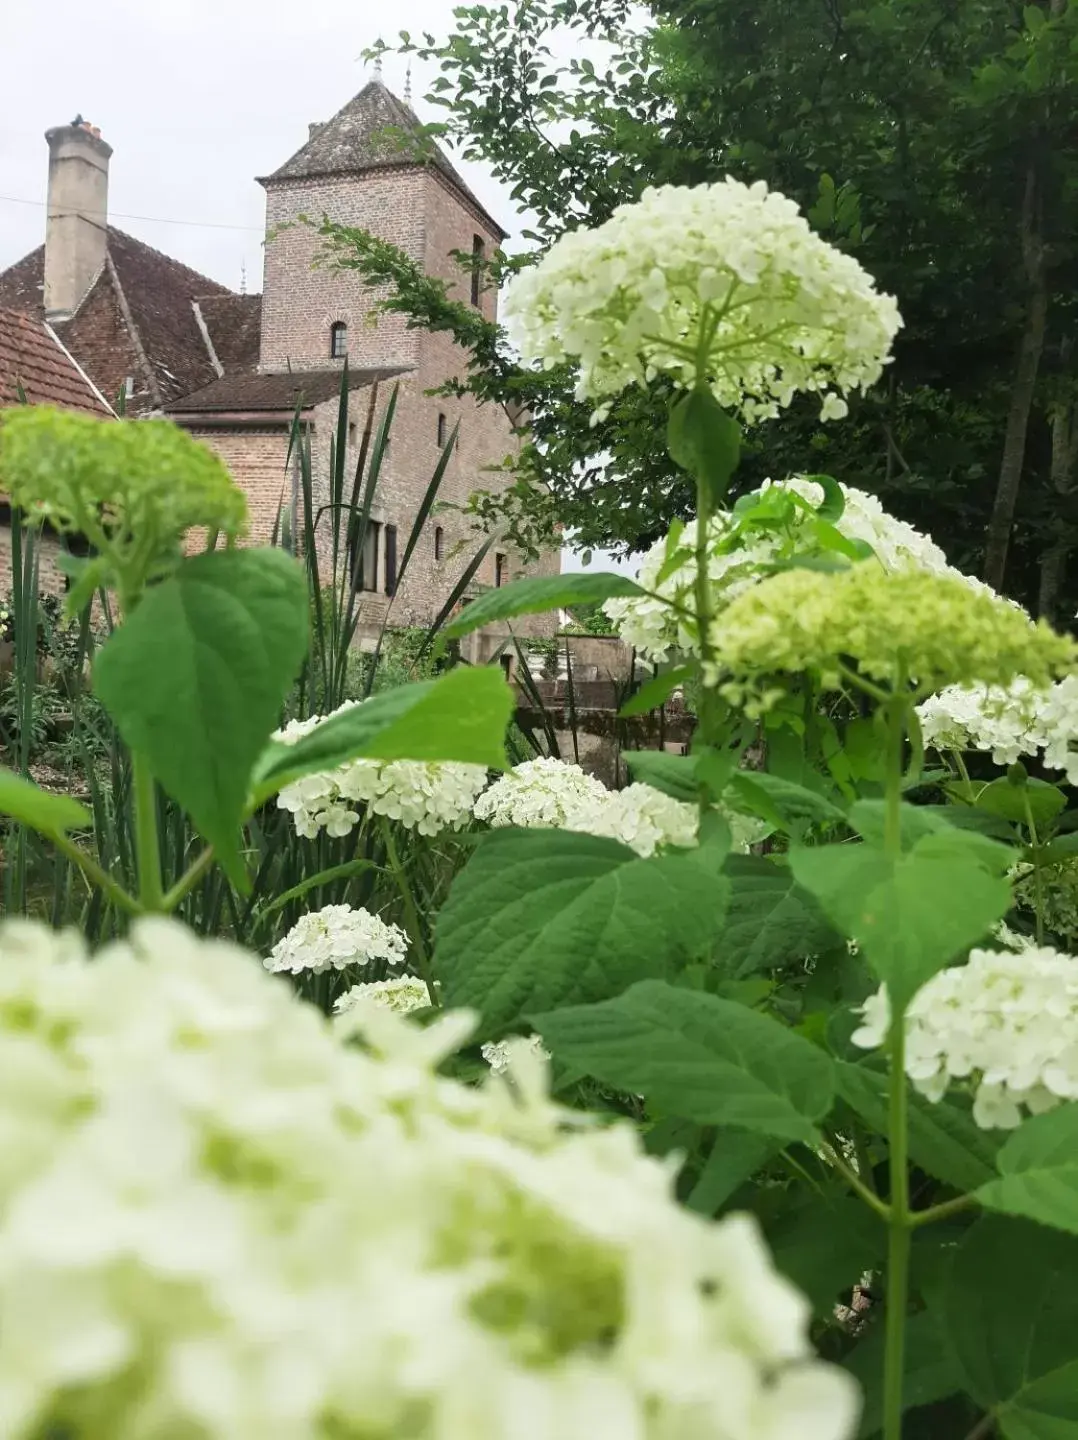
[166,364,407,415]
[0,306,111,414]
[0,230,247,412]
[196,293,262,374]
[261,80,506,238]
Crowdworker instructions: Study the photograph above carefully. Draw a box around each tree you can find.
[328,1,1078,620]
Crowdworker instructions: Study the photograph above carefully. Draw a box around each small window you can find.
[471,234,484,307]
[358,520,381,593]
[434,525,444,561]
[495,552,507,588]
[348,421,357,446]
[499,653,513,680]
[384,523,398,597]
[437,411,447,447]
[330,321,348,359]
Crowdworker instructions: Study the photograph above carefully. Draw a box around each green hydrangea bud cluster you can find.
[0,407,247,595]
[714,564,1077,709]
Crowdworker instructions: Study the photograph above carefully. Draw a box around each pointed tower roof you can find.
[259,80,506,238]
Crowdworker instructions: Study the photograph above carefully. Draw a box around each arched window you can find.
[330,321,348,359]
[434,526,444,561]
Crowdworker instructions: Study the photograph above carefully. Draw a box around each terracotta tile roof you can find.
[195,293,262,374]
[0,230,257,413]
[261,80,506,239]
[0,306,111,414]
[165,364,408,415]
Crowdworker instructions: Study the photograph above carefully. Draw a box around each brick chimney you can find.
[43,120,112,322]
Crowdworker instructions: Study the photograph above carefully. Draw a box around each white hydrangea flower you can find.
[265,904,408,975]
[566,782,699,857]
[334,974,430,1018]
[852,945,1078,1129]
[274,703,487,838]
[473,757,608,828]
[482,1035,551,1075]
[504,177,901,423]
[916,672,1078,785]
[605,478,959,665]
[0,916,858,1440]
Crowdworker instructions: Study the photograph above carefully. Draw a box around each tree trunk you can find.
[1037,384,1078,621]
[983,161,1048,593]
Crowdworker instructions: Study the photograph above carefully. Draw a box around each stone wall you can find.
[186,426,294,546]
[0,523,67,597]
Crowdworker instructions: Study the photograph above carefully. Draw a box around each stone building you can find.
[0,88,558,649]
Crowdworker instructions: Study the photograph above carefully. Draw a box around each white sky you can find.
[0,0,636,572]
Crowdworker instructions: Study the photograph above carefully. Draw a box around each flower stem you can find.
[132,752,164,912]
[1023,792,1045,946]
[380,818,437,1006]
[908,1191,977,1229]
[824,1146,891,1222]
[50,830,141,916]
[161,845,216,913]
[882,693,911,1440]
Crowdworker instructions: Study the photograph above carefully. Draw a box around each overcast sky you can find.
[0,0,519,288]
[1,0,637,572]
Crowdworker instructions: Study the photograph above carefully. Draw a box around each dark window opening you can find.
[330,321,348,359]
[348,421,357,446]
[358,520,381,593]
[437,411,447,447]
[471,234,485,307]
[495,552,507,587]
[434,525,444,561]
[499,653,513,680]
[384,523,398,597]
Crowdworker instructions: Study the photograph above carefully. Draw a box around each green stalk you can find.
[50,830,141,916]
[882,692,911,1440]
[132,752,164,912]
[380,817,438,1006]
[1023,791,1045,945]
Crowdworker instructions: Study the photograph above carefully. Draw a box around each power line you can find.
[0,192,263,233]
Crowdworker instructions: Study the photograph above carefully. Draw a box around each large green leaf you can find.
[791,830,1011,1013]
[846,1311,962,1439]
[0,767,91,836]
[444,572,644,640]
[685,1129,779,1215]
[252,666,513,800]
[836,1061,1000,1193]
[939,1217,1078,1440]
[714,854,840,977]
[978,1104,1078,1236]
[667,387,741,506]
[534,980,836,1144]
[434,829,730,1034]
[93,549,308,886]
[727,771,847,831]
[766,1193,885,1317]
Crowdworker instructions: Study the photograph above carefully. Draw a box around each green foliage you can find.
[0,767,91,837]
[938,1219,1078,1439]
[435,829,732,1036]
[445,571,644,640]
[93,549,309,888]
[714,855,840,978]
[535,980,836,1144]
[667,388,741,508]
[978,1105,1078,1236]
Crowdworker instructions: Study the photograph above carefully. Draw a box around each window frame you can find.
[470,234,485,307]
[434,525,444,561]
[358,519,381,593]
[330,320,348,359]
[384,523,398,597]
[495,552,507,588]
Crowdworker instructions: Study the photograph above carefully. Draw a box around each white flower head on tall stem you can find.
[474,756,608,828]
[265,904,409,975]
[504,178,902,423]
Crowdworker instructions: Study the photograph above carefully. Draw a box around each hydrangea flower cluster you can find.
[481,1036,551,1075]
[0,406,247,547]
[605,478,955,664]
[713,565,1077,706]
[265,903,408,976]
[504,178,901,423]
[473,757,608,827]
[852,945,1078,1129]
[334,973,430,1019]
[916,673,1078,784]
[275,703,488,838]
[565,781,700,857]
[0,916,857,1440]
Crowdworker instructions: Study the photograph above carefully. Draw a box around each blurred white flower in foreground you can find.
[0,917,857,1440]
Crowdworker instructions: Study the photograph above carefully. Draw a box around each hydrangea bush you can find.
[3,177,1078,1440]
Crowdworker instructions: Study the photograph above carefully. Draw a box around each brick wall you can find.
[0,523,67,597]
[260,168,426,373]
[187,426,293,546]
